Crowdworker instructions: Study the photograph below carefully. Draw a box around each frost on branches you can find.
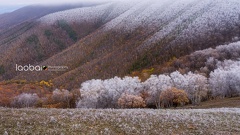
[77,71,210,109]
[209,60,240,98]
[12,93,39,108]
[77,77,142,109]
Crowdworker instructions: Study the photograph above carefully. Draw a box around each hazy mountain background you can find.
[0,5,24,14]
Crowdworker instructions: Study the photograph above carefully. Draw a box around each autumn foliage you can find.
[160,88,189,108]
[118,94,146,108]
[0,80,81,108]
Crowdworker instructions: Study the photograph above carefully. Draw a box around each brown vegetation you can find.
[0,80,80,108]
[118,94,146,108]
[159,87,189,108]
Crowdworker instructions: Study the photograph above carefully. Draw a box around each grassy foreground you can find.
[0,108,240,135]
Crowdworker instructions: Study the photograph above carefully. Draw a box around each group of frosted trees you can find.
[11,89,79,108]
[77,77,143,108]
[77,72,207,109]
[209,60,240,98]
[11,60,240,108]
[77,60,240,109]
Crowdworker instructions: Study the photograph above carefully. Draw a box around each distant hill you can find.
[0,3,99,31]
[0,5,24,14]
[0,0,240,89]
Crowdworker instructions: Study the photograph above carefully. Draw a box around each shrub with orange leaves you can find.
[172,88,189,106]
[160,87,189,108]
[118,93,146,108]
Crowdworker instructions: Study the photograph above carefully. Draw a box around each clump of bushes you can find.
[160,87,189,108]
[10,88,80,108]
[118,94,146,108]
[11,93,39,108]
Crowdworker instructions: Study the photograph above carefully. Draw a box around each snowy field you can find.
[0,108,240,134]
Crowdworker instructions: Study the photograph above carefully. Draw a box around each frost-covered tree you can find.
[143,75,172,108]
[183,72,208,104]
[12,93,39,108]
[209,60,240,98]
[170,71,208,104]
[77,76,143,108]
[170,71,186,90]
[77,79,105,108]
[209,69,228,98]
[99,76,143,108]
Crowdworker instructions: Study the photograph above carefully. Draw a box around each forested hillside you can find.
[1,0,239,89]
[0,0,240,108]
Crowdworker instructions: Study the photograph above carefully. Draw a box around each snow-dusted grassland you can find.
[0,108,239,134]
[39,0,240,53]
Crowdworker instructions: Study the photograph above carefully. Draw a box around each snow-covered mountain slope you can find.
[1,0,240,89]
[39,2,135,25]
[40,0,240,31]
[39,0,240,51]
[0,4,93,31]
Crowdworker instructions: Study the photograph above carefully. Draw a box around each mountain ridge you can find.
[0,2,101,32]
